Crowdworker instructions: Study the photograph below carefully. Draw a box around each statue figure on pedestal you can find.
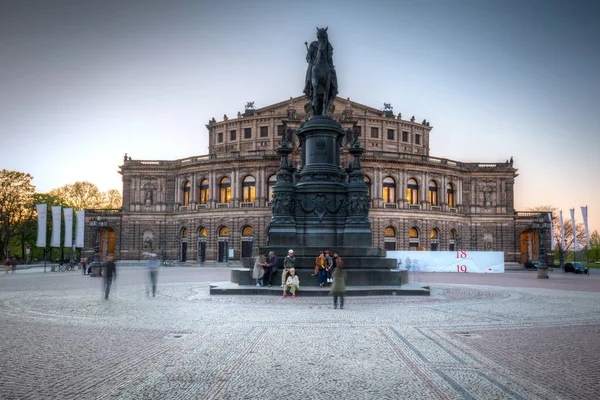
[304,27,338,116]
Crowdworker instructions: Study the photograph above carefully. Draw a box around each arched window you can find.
[181,228,189,239]
[428,180,438,205]
[219,177,231,203]
[242,226,253,236]
[447,183,455,207]
[449,229,457,251]
[219,226,229,237]
[198,227,207,238]
[409,227,420,249]
[268,175,277,202]
[382,177,395,203]
[199,179,209,204]
[384,226,396,251]
[430,228,439,251]
[183,181,191,206]
[242,176,256,202]
[407,178,419,205]
[364,175,371,199]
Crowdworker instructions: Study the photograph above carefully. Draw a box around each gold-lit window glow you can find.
[219,227,229,237]
[199,228,207,237]
[182,228,189,238]
[407,178,419,205]
[409,227,419,238]
[200,179,209,204]
[382,177,395,203]
[268,175,277,202]
[449,229,456,239]
[384,227,396,237]
[219,177,231,203]
[242,226,253,236]
[183,181,191,206]
[364,175,371,199]
[428,180,438,205]
[447,183,455,207]
[430,229,439,239]
[242,176,256,202]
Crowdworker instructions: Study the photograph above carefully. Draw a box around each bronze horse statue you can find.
[304,27,338,116]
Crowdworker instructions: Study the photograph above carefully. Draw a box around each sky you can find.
[1,0,599,234]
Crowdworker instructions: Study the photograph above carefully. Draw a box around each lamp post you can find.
[532,213,550,279]
[88,216,108,277]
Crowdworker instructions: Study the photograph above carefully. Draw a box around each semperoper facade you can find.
[88,95,546,265]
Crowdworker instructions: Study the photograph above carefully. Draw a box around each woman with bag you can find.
[252,250,268,286]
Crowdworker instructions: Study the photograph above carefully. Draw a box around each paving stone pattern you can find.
[0,268,599,399]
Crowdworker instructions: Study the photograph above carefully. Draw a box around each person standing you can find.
[330,252,346,309]
[264,251,279,287]
[102,255,117,300]
[4,258,9,273]
[10,257,17,273]
[282,268,300,299]
[148,253,160,297]
[281,249,295,288]
[316,251,327,287]
[325,250,333,283]
[252,250,268,286]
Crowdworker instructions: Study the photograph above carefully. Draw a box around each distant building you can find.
[86,96,549,265]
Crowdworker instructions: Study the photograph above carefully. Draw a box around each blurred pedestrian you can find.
[330,251,346,309]
[81,259,87,275]
[252,250,268,286]
[10,257,17,273]
[4,258,9,273]
[102,255,117,300]
[147,252,160,297]
[264,251,279,287]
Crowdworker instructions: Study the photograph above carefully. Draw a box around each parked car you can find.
[524,260,540,269]
[564,262,588,274]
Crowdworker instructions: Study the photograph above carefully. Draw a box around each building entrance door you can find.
[198,241,206,262]
[218,241,228,262]
[181,242,188,262]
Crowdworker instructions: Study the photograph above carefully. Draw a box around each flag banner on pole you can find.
[581,206,590,249]
[570,208,579,251]
[51,206,62,248]
[559,210,565,249]
[548,212,555,251]
[63,208,73,248]
[75,210,85,248]
[36,204,47,247]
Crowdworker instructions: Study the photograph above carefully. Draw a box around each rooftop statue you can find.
[304,27,338,116]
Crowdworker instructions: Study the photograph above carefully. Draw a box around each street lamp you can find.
[88,216,108,277]
[532,213,550,279]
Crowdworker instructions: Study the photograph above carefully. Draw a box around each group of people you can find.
[251,248,347,308]
[4,257,17,273]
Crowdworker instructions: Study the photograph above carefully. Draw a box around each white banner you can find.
[51,206,62,248]
[387,251,504,273]
[36,204,47,247]
[559,210,565,249]
[75,210,85,248]
[548,212,555,251]
[63,208,73,248]
[570,208,579,251]
[581,206,590,249]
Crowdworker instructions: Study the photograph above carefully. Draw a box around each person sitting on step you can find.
[282,268,300,299]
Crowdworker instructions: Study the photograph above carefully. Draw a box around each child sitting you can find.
[282,268,300,299]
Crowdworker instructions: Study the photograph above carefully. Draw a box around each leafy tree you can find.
[104,189,122,209]
[48,181,121,210]
[0,170,35,258]
[589,230,600,261]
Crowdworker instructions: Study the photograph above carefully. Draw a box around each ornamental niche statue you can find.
[304,27,338,116]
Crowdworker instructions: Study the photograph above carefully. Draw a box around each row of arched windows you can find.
[181,176,455,207]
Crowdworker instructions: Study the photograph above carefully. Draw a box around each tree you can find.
[48,181,121,210]
[589,230,600,261]
[0,170,35,258]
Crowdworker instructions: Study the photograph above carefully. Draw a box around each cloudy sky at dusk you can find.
[1,0,599,233]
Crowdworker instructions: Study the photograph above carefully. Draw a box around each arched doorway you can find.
[384,227,396,250]
[409,227,420,250]
[99,228,116,261]
[218,226,229,262]
[430,228,440,251]
[197,227,207,262]
[241,226,254,259]
[180,227,189,262]
[520,229,538,264]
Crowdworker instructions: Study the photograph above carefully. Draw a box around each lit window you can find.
[242,176,256,202]
[382,177,395,203]
[409,228,419,238]
[199,179,209,204]
[219,227,229,237]
[242,226,253,236]
[198,227,207,237]
[268,175,277,202]
[447,183,455,207]
[384,227,396,237]
[219,177,231,203]
[183,181,191,206]
[428,180,438,205]
[430,229,439,251]
[182,228,189,238]
[407,178,419,204]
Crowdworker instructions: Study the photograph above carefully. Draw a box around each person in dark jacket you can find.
[102,255,117,300]
[264,251,279,287]
[330,251,346,309]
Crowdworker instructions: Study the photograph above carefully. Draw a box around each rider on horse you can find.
[304,27,338,115]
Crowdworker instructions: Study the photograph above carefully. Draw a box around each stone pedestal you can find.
[536,265,549,279]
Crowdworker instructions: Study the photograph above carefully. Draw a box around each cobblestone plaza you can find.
[1,267,599,399]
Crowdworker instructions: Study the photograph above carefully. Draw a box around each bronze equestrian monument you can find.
[212,28,427,296]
